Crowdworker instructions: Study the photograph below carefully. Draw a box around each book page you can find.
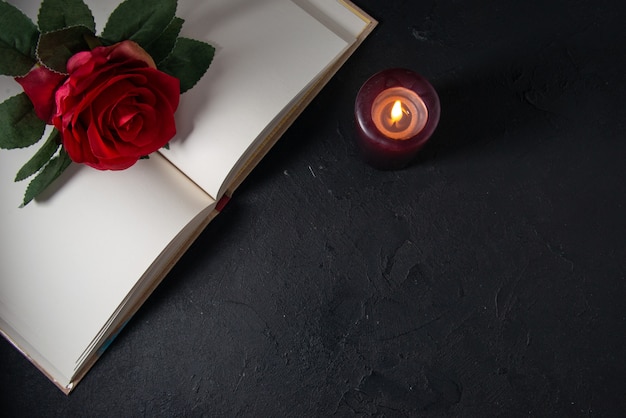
[296,0,375,42]
[0,76,215,390]
[222,0,377,196]
[160,0,350,199]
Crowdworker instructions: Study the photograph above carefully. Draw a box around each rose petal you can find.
[15,65,67,123]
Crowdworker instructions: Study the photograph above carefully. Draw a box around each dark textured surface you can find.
[2,0,625,416]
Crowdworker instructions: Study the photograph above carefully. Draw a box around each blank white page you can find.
[0,78,213,392]
[161,0,350,198]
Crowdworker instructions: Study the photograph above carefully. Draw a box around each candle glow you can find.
[390,100,404,124]
[370,87,427,140]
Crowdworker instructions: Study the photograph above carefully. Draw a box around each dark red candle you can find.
[355,68,440,170]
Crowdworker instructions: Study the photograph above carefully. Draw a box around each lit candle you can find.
[355,68,440,169]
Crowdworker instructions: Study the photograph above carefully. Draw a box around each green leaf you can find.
[146,16,183,65]
[22,147,72,206]
[159,38,215,94]
[15,129,61,181]
[38,0,96,33]
[0,93,46,149]
[37,25,95,73]
[101,0,176,48]
[0,1,39,76]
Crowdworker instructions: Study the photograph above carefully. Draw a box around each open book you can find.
[0,0,375,393]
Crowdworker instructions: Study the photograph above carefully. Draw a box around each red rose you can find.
[52,40,180,170]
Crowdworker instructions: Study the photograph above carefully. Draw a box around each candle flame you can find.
[390,100,403,124]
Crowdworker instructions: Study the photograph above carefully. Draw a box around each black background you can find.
[2,0,625,416]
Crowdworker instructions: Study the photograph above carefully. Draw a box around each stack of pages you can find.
[0,0,375,393]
